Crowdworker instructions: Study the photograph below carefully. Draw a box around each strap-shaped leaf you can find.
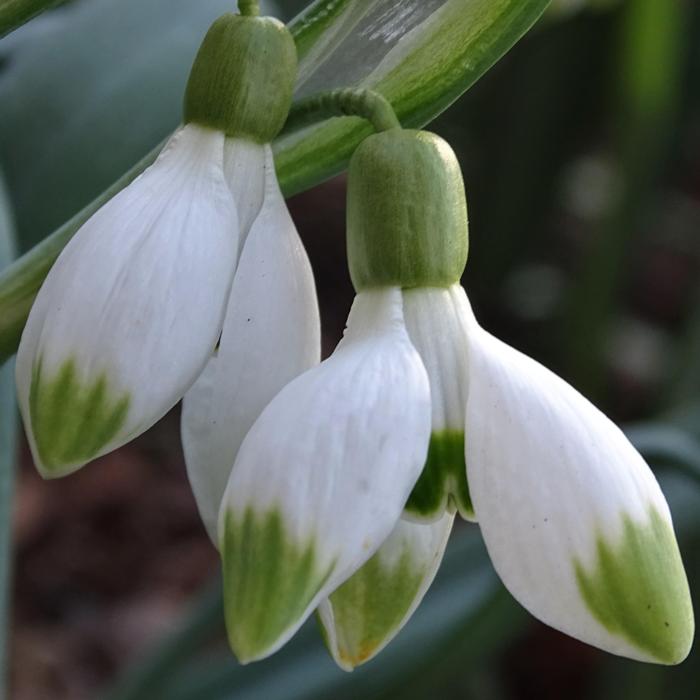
[0,0,550,363]
[278,0,551,194]
[0,0,65,38]
[0,170,17,696]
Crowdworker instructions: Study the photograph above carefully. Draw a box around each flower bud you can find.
[347,129,469,291]
[184,13,297,142]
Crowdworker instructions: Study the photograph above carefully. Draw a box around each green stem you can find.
[284,88,401,135]
[237,0,259,17]
[0,0,65,39]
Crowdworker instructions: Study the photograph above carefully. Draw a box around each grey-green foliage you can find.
[0,0,237,250]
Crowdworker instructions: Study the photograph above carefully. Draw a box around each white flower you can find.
[218,287,432,662]
[16,126,320,483]
[16,125,237,477]
[321,283,693,669]
[216,124,693,669]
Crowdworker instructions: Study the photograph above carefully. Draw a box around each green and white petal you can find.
[16,124,238,478]
[464,302,694,664]
[403,285,473,522]
[318,511,454,671]
[219,287,431,663]
[182,146,321,543]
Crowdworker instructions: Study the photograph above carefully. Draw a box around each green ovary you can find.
[30,356,130,476]
[575,507,694,664]
[405,430,473,519]
[221,508,334,662]
[325,546,424,668]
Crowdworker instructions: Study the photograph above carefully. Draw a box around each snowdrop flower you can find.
[221,128,693,668]
[219,284,432,662]
[15,9,319,480]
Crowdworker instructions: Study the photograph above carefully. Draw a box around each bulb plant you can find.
[1,0,694,683]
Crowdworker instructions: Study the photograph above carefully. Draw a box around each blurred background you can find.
[2,0,700,697]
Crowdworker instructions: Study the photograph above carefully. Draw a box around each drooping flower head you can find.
[16,8,319,484]
[219,124,693,669]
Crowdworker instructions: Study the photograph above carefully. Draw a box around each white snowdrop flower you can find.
[219,285,432,662]
[15,11,312,479]
[318,129,692,669]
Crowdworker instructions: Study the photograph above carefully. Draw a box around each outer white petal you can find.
[219,287,431,662]
[16,124,238,478]
[464,299,694,664]
[182,145,320,542]
[318,511,454,671]
[403,285,473,521]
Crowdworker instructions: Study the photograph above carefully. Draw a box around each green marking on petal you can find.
[324,541,424,669]
[29,356,130,476]
[221,508,334,662]
[405,430,473,520]
[575,507,694,664]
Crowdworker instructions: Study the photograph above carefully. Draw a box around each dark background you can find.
[2,0,700,698]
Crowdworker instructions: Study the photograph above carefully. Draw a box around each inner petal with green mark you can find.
[320,513,452,670]
[324,545,423,668]
[29,356,130,476]
[575,506,694,665]
[405,430,473,520]
[221,507,335,662]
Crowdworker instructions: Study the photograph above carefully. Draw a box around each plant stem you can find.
[238,0,259,17]
[0,0,66,39]
[284,88,401,135]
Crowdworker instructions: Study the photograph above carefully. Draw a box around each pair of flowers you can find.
[217,128,694,668]
[14,6,694,672]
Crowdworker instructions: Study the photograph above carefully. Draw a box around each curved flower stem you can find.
[238,0,260,17]
[284,88,401,134]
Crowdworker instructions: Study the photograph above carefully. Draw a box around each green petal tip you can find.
[221,507,334,662]
[29,356,130,477]
[575,506,694,665]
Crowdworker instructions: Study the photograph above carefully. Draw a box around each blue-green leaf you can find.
[0,0,65,38]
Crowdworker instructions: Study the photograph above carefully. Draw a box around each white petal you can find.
[223,137,266,244]
[16,124,238,478]
[464,300,694,664]
[219,287,431,662]
[403,285,473,521]
[182,145,320,542]
[318,511,454,671]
